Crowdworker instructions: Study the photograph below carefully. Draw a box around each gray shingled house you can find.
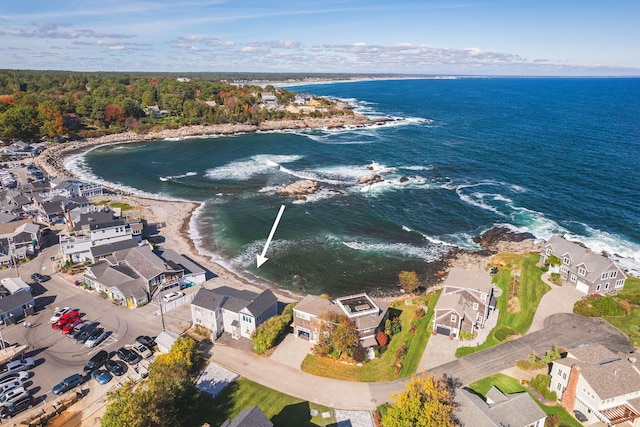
[455,386,547,427]
[191,286,278,340]
[540,235,627,294]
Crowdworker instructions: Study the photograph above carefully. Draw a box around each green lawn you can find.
[193,378,336,427]
[457,253,550,357]
[301,291,440,382]
[605,275,640,347]
[468,373,582,427]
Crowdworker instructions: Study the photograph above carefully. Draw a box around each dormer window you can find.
[546,248,551,255]
[610,271,617,279]
[451,314,457,323]
[601,272,609,280]
[578,267,586,276]
[563,257,570,265]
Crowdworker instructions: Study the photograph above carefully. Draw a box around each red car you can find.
[51,312,79,330]
[62,318,83,334]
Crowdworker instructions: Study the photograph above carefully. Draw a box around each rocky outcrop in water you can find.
[358,174,384,185]
[279,180,319,196]
[473,227,537,252]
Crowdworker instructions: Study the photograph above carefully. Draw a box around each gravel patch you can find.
[333,409,375,427]
[196,361,239,398]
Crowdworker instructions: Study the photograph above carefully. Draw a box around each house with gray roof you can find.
[540,235,627,294]
[154,248,207,286]
[455,386,546,427]
[83,243,184,307]
[0,219,41,266]
[432,268,495,339]
[0,288,35,325]
[220,405,272,427]
[191,286,278,340]
[292,293,389,350]
[551,343,640,426]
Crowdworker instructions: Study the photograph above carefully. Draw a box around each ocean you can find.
[66,77,640,297]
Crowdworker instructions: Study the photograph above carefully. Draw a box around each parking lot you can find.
[0,242,195,424]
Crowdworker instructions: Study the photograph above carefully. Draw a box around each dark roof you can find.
[154,248,206,276]
[191,288,225,311]
[90,238,139,259]
[220,406,273,427]
[0,290,34,313]
[74,210,124,231]
[245,289,277,317]
[455,387,546,427]
[192,286,275,317]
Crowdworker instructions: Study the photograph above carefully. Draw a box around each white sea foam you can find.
[204,154,303,181]
[402,225,412,232]
[159,171,198,181]
[342,240,450,262]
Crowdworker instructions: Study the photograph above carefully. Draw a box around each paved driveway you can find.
[529,276,584,332]
[270,334,311,369]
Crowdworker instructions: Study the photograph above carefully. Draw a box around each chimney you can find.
[560,365,581,412]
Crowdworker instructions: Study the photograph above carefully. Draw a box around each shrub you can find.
[414,307,425,319]
[376,331,389,347]
[619,293,640,306]
[352,345,367,363]
[573,295,627,317]
[493,325,516,341]
[530,374,558,402]
[252,303,296,354]
[389,318,402,336]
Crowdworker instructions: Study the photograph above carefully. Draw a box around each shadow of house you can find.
[270,402,313,427]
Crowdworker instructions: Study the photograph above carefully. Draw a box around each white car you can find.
[84,329,108,348]
[0,379,22,394]
[162,292,184,302]
[50,307,72,323]
[2,358,36,374]
[131,343,153,359]
[0,386,28,406]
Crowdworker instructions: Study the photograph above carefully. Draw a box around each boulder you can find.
[358,174,384,185]
[279,180,319,196]
[473,227,536,252]
[399,176,409,183]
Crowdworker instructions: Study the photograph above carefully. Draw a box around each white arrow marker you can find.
[256,205,286,268]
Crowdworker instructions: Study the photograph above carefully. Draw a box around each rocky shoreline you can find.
[35,114,392,180]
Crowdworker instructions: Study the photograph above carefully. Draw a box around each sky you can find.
[1,0,639,76]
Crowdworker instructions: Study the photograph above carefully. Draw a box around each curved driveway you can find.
[210,313,634,410]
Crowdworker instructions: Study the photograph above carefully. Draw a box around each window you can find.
[296,312,310,321]
[616,279,624,288]
[611,271,617,279]
[570,275,577,283]
[604,283,609,290]
[563,373,567,380]
[451,314,457,323]
[557,383,562,391]
[546,248,552,255]
[578,267,586,276]
[563,257,570,265]
[242,315,251,323]
[558,368,562,375]
[596,284,601,292]
[473,302,479,310]
[601,272,609,280]
[561,266,568,273]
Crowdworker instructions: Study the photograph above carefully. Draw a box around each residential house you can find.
[540,235,627,294]
[0,278,31,295]
[0,290,35,325]
[144,105,168,118]
[32,194,89,225]
[432,268,495,339]
[292,293,389,350]
[220,406,273,427]
[551,344,640,426]
[0,219,41,265]
[51,178,104,198]
[191,286,278,340]
[155,248,207,286]
[455,386,547,427]
[260,92,278,109]
[59,209,135,263]
[82,244,184,306]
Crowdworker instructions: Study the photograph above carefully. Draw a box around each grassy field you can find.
[605,275,640,347]
[456,253,550,357]
[301,291,440,382]
[468,373,582,427]
[194,378,336,427]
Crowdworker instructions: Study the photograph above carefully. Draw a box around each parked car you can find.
[2,358,35,375]
[30,273,50,282]
[0,379,22,394]
[0,395,35,418]
[52,373,85,395]
[104,359,127,377]
[50,307,72,323]
[162,291,184,302]
[62,318,83,334]
[74,327,95,344]
[135,335,156,349]
[84,329,108,348]
[0,372,29,384]
[83,350,108,375]
[52,314,79,330]
[131,343,153,359]
[69,321,96,338]
[91,369,112,385]
[116,347,140,366]
[0,387,28,406]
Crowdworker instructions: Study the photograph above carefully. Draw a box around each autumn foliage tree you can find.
[382,374,457,427]
[398,270,420,294]
[102,336,205,427]
[103,103,126,127]
[314,311,360,359]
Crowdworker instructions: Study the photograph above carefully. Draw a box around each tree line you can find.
[0,70,351,143]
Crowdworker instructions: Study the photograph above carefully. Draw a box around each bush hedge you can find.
[573,295,627,317]
[252,303,296,354]
[530,374,558,402]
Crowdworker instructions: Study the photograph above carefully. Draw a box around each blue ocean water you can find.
[68,78,640,297]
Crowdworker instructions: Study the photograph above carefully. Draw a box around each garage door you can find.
[576,281,589,294]
[436,325,451,336]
